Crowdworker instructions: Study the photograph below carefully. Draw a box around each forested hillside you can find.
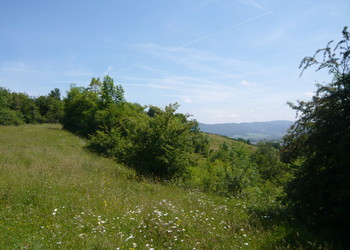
[199,120,293,142]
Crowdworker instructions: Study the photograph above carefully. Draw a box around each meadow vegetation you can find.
[0,124,328,249]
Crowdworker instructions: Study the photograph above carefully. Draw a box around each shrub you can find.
[0,108,24,125]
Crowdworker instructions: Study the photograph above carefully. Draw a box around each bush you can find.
[0,108,24,125]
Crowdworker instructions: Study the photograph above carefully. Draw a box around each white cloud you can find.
[241,80,255,86]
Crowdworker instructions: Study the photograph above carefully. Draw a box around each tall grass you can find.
[0,124,328,249]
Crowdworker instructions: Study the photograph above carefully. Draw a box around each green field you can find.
[0,124,325,249]
[206,133,256,151]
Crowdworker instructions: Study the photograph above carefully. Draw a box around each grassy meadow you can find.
[206,133,256,151]
[0,124,325,249]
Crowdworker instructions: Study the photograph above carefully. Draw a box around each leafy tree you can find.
[10,92,42,123]
[48,88,61,100]
[62,85,99,135]
[100,76,125,108]
[281,26,350,242]
[131,103,197,178]
[252,142,288,183]
[0,87,11,109]
[62,76,126,136]
[36,89,64,123]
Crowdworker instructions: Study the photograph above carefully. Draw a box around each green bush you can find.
[0,108,24,125]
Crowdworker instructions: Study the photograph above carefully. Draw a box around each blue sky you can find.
[1,0,349,123]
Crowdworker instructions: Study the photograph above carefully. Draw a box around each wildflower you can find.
[125,234,134,241]
[244,242,249,246]
[132,242,137,248]
[52,208,58,215]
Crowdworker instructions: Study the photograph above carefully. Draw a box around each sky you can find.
[1,0,349,124]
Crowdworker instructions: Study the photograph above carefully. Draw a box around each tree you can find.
[10,92,42,123]
[48,88,61,100]
[281,27,350,242]
[36,88,64,123]
[252,142,287,183]
[0,88,24,126]
[62,76,126,136]
[62,85,99,135]
[131,103,197,178]
[100,76,125,107]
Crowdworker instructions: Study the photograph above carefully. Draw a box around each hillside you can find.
[0,124,331,248]
[0,124,285,248]
[199,120,293,142]
[205,133,256,151]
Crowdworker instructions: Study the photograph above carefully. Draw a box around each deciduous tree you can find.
[282,27,350,242]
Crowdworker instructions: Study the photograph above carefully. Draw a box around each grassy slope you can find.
[0,124,303,249]
[206,133,256,152]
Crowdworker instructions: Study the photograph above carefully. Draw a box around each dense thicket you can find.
[61,76,288,201]
[61,76,207,179]
[0,87,63,125]
[282,26,350,242]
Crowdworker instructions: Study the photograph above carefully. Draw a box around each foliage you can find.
[0,87,24,125]
[0,87,11,109]
[36,95,64,123]
[131,103,198,178]
[88,102,207,179]
[62,85,99,135]
[62,76,126,136]
[64,77,207,179]
[282,26,350,243]
[10,92,43,123]
[187,141,261,196]
[0,108,24,125]
[0,87,64,125]
[252,142,290,184]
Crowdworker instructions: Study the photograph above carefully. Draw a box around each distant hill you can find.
[199,120,294,143]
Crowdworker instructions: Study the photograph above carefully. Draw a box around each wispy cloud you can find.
[0,62,33,73]
[238,0,269,11]
[116,10,272,74]
[103,66,113,76]
[134,43,252,78]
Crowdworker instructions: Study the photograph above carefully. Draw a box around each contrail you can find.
[115,10,273,74]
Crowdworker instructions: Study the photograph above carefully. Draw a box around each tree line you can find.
[0,87,63,125]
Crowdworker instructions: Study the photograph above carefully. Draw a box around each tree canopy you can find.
[282,26,350,242]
